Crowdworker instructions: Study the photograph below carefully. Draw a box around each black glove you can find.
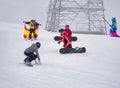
[58,40,61,44]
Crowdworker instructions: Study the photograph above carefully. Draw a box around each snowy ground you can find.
[0,21,120,88]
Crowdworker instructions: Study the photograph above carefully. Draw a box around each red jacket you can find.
[64,28,72,37]
[61,33,72,48]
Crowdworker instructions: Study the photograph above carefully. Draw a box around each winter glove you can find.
[58,40,61,44]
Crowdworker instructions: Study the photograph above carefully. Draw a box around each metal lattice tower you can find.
[45,0,107,35]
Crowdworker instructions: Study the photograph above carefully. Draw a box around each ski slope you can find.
[0,21,120,88]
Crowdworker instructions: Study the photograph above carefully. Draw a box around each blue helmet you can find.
[112,17,116,22]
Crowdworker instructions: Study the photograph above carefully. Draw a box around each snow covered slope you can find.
[0,21,120,88]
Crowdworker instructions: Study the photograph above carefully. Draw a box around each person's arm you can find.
[58,35,64,44]
[35,49,41,64]
[23,21,30,24]
[34,59,38,64]
[36,22,41,26]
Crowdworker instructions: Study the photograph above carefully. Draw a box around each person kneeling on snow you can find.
[58,29,72,48]
[24,42,41,65]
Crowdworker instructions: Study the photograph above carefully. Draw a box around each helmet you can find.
[65,25,69,28]
[36,42,41,48]
[112,17,116,22]
[31,19,36,22]
[59,29,65,34]
[59,29,64,33]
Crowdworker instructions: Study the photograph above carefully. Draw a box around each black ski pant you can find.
[24,51,37,63]
[29,28,37,39]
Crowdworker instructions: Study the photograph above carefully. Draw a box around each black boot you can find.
[34,34,37,39]
[24,57,30,63]
[29,33,32,39]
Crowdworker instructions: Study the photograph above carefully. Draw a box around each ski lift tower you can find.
[45,0,107,35]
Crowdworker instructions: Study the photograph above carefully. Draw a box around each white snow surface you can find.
[0,21,120,88]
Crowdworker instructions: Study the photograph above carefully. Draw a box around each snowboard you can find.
[19,62,33,67]
[54,36,77,41]
[23,25,39,40]
[59,47,86,54]
[110,32,120,37]
[25,63,33,67]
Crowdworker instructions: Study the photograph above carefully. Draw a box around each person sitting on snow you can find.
[24,42,41,65]
[64,25,72,37]
[23,19,41,39]
[58,29,72,48]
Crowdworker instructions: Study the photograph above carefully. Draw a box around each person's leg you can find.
[27,53,37,62]
[24,51,30,63]
[29,29,32,39]
[33,29,37,38]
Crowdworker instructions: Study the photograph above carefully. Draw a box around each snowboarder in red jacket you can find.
[58,29,72,48]
[64,25,72,37]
